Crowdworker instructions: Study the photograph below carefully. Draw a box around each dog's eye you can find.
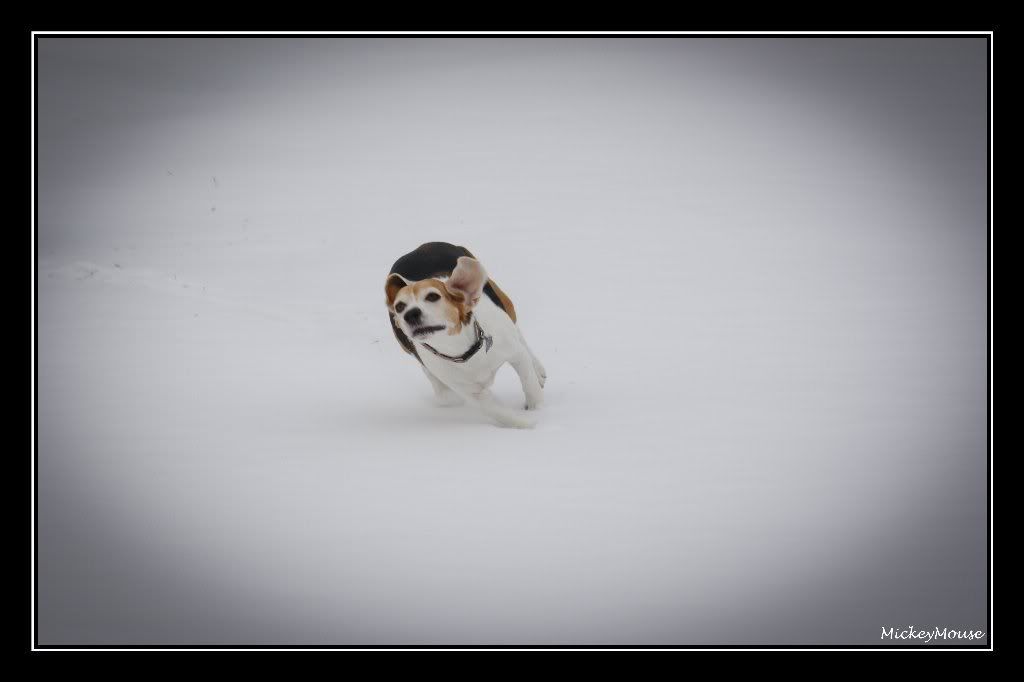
[424,292,441,302]
[394,302,406,313]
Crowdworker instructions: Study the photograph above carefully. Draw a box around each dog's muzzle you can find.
[411,325,446,337]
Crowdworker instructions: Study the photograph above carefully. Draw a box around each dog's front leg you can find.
[510,351,544,411]
[421,365,463,407]
[516,327,546,388]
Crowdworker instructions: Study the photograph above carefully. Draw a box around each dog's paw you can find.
[500,418,536,429]
[524,391,544,411]
[494,411,537,429]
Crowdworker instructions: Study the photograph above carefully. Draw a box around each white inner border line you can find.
[30,28,37,652]
[31,30,994,35]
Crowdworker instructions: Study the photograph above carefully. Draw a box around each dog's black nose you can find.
[403,307,423,325]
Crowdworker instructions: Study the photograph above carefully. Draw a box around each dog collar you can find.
[422,318,493,363]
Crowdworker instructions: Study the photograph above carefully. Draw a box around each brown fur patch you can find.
[486,279,517,323]
[385,273,407,306]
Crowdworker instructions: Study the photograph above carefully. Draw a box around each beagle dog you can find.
[385,242,546,428]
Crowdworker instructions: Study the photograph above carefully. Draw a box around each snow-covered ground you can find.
[36,38,988,645]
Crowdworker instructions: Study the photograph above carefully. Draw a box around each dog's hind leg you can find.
[445,385,535,429]
[473,389,536,429]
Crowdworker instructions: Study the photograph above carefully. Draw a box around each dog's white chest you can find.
[415,299,516,391]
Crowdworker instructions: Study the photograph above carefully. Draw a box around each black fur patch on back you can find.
[389,242,508,314]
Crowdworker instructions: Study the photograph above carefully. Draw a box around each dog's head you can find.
[385,256,488,340]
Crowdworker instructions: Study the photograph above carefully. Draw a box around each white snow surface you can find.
[36,38,988,645]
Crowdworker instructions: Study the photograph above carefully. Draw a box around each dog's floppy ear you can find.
[385,273,411,306]
[444,256,488,308]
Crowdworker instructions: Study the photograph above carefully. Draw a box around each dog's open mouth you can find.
[412,325,446,337]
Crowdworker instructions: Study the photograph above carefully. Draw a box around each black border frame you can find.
[22,28,997,654]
